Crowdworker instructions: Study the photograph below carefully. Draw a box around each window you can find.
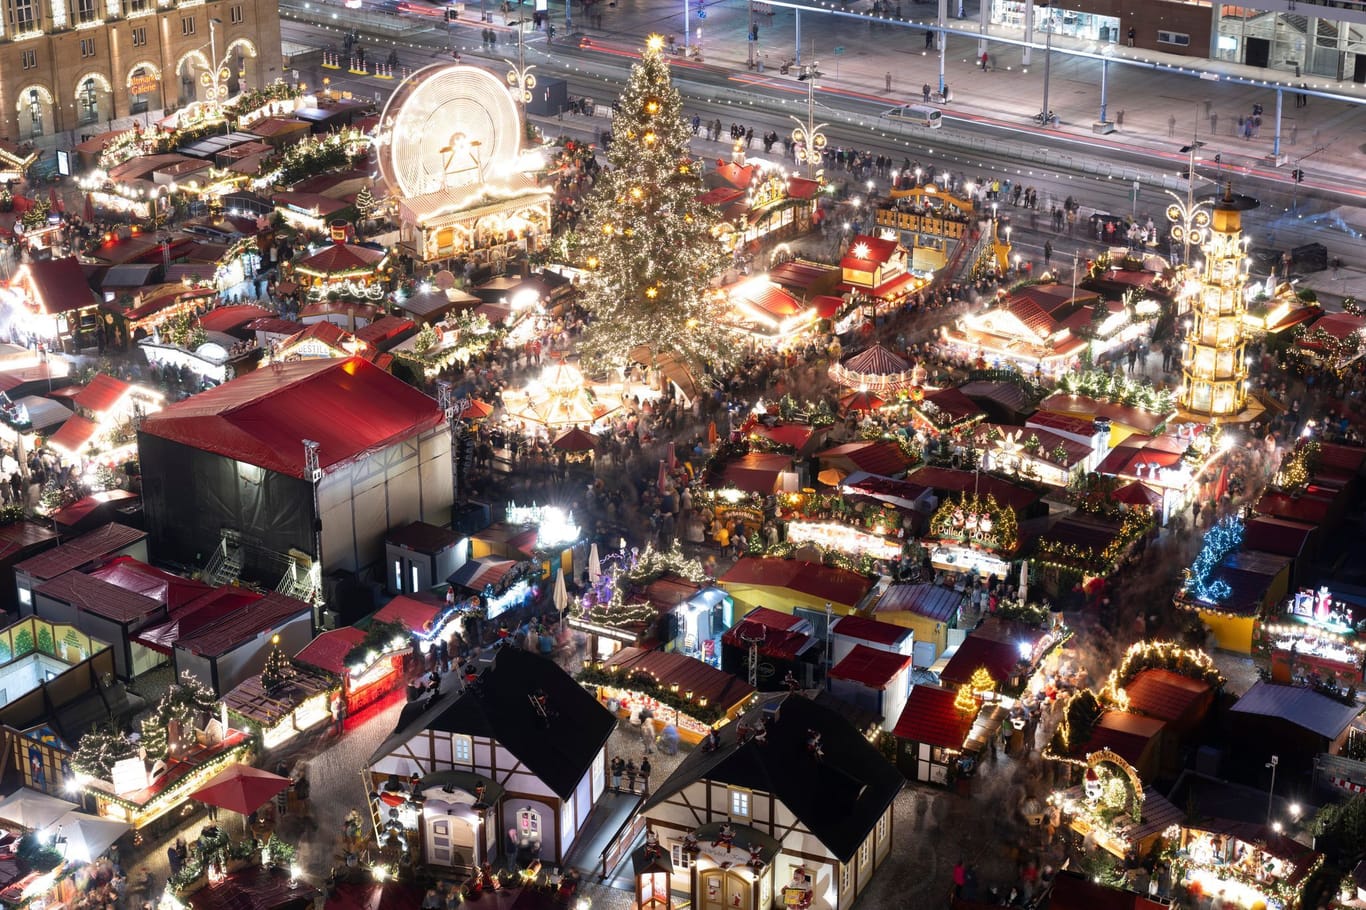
[124,0,147,13]
[228,2,241,21]
[180,14,193,33]
[876,813,888,841]
[13,0,35,33]
[670,842,691,870]
[79,37,95,56]
[840,862,850,893]
[130,23,144,42]
[728,787,750,818]
[77,0,96,22]
[452,734,472,764]
[859,838,871,868]
[20,48,36,68]
[1157,30,1190,47]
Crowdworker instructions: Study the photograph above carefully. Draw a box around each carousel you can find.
[287,221,391,303]
[374,63,552,265]
[827,343,926,396]
[501,358,625,430]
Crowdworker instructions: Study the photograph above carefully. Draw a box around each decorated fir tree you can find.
[569,35,734,373]
[20,196,49,231]
[259,634,295,693]
[140,670,218,762]
[353,186,378,238]
[71,727,139,780]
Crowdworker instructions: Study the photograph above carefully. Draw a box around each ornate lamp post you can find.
[505,58,536,117]
[789,63,827,182]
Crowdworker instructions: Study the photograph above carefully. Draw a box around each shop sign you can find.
[129,74,159,96]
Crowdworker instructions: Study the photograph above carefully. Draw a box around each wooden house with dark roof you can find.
[367,648,615,871]
[642,694,903,910]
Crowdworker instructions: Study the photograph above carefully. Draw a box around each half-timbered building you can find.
[366,647,615,871]
[641,694,903,910]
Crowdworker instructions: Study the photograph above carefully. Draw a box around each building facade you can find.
[0,0,282,142]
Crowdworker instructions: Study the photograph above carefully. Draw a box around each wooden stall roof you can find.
[603,646,755,713]
[223,662,336,727]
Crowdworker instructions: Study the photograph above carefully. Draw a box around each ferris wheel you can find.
[375,63,523,198]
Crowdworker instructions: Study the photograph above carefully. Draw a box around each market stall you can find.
[584,647,755,744]
[223,659,336,751]
[294,623,409,718]
[1265,586,1366,686]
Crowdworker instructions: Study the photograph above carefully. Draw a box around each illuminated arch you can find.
[1083,747,1145,820]
[73,72,113,100]
[126,61,162,87]
[14,84,53,113]
[175,48,211,76]
[224,37,258,58]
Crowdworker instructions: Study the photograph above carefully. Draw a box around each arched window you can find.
[79,78,99,125]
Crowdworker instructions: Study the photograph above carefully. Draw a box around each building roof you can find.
[277,320,366,357]
[385,521,460,554]
[15,523,146,582]
[939,634,1026,688]
[1193,549,1294,615]
[1037,393,1171,436]
[829,644,911,689]
[353,315,415,347]
[719,452,793,494]
[892,683,975,749]
[34,570,163,624]
[23,257,99,315]
[1123,668,1213,723]
[722,609,815,661]
[1026,411,1103,439]
[816,440,912,477]
[371,648,615,800]
[830,613,913,647]
[139,357,444,479]
[373,594,444,634]
[172,592,313,658]
[874,583,963,623]
[1241,516,1317,558]
[1047,870,1168,910]
[841,473,933,511]
[46,415,98,455]
[0,521,58,564]
[1228,680,1362,740]
[604,647,755,711]
[1253,488,1340,526]
[906,466,1041,512]
[198,305,274,334]
[1072,710,1165,767]
[294,626,367,676]
[840,235,901,271]
[720,557,874,608]
[48,490,139,531]
[838,343,910,377]
[88,556,212,610]
[72,374,131,415]
[643,694,903,863]
[294,241,387,276]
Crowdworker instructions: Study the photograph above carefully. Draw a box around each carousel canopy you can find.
[828,343,916,394]
[294,241,387,278]
[552,427,598,453]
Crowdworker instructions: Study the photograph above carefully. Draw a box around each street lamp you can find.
[789,64,827,182]
[1265,755,1279,826]
[505,57,536,119]
[1166,140,1210,268]
[1038,2,1053,126]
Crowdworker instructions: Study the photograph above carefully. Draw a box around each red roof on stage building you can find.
[841,235,901,270]
[892,684,973,748]
[817,440,913,477]
[720,557,873,608]
[90,555,212,610]
[199,305,273,334]
[831,613,912,647]
[295,626,367,676]
[72,373,131,415]
[21,257,99,315]
[374,594,443,634]
[714,160,755,189]
[1242,516,1316,558]
[721,608,814,660]
[939,635,1025,689]
[139,357,444,479]
[1124,669,1213,723]
[173,591,312,658]
[45,415,98,454]
[296,241,387,276]
[830,644,910,689]
[697,186,746,207]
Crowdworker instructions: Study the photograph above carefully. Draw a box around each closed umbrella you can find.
[588,542,601,583]
[83,193,94,222]
[657,458,668,494]
[666,441,677,470]
[552,568,568,614]
[707,421,718,446]
[1018,559,1029,605]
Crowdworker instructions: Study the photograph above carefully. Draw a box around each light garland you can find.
[927,493,1019,554]
[1182,516,1244,604]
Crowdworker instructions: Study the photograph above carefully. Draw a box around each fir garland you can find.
[342,620,410,672]
[578,663,725,724]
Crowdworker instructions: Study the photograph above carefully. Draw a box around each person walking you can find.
[640,757,652,795]
[922,83,931,103]
[885,71,892,92]
[980,51,989,71]
[1043,240,1052,266]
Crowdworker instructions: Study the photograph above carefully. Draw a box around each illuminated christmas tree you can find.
[570,35,734,372]
[259,634,295,693]
[969,666,996,694]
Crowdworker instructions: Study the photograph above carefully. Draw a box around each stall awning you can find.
[448,557,518,592]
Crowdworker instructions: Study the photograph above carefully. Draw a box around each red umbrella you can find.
[191,763,291,817]
[839,389,885,413]
[456,399,494,420]
[552,426,597,452]
[1111,480,1163,508]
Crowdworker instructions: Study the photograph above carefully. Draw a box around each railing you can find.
[597,796,646,881]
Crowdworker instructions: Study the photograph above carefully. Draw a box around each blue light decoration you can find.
[1183,516,1244,604]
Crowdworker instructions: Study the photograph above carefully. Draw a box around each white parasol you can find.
[552,568,568,614]
[588,542,602,583]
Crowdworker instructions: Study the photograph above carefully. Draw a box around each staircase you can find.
[276,554,320,604]
[1283,13,1308,34]
[202,530,244,586]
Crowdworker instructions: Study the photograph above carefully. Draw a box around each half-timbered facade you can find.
[367,648,615,872]
[641,695,903,910]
